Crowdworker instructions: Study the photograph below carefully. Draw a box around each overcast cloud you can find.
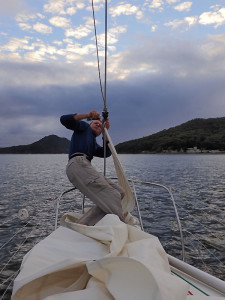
[0,0,28,16]
[0,0,225,147]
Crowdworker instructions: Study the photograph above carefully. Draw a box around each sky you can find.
[0,0,225,147]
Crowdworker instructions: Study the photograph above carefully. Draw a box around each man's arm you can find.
[60,110,100,130]
[94,141,111,158]
[74,110,100,121]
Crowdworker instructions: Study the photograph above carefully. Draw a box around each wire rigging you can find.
[104,0,108,115]
[91,0,108,175]
[102,0,108,176]
[91,0,108,116]
[91,0,105,105]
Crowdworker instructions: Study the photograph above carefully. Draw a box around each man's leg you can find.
[66,156,125,225]
[78,206,106,226]
[105,178,125,199]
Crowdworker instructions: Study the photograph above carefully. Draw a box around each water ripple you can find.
[0,154,225,299]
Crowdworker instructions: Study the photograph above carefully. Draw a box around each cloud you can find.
[0,115,60,147]
[86,1,104,12]
[149,0,164,10]
[24,44,60,62]
[173,1,192,12]
[49,16,71,28]
[37,13,45,19]
[1,1,225,148]
[64,42,96,57]
[66,7,77,15]
[16,13,37,22]
[166,0,179,3]
[44,0,84,16]
[44,0,68,15]
[199,7,225,28]
[18,22,32,31]
[2,37,34,52]
[1,32,225,146]
[1,66,225,147]
[0,37,68,62]
[201,34,225,62]
[97,25,127,47]
[0,52,21,61]
[1,33,225,84]
[109,2,142,19]
[33,22,53,34]
[65,24,92,39]
[151,25,158,32]
[16,13,50,33]
[165,16,197,31]
[64,17,93,39]
[16,12,45,23]
[108,33,225,81]
[75,2,85,10]
[0,36,98,63]
[53,40,63,46]
[185,16,197,26]
[0,60,97,87]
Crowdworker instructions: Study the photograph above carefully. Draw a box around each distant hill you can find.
[1,117,225,154]
[115,117,225,154]
[0,135,70,154]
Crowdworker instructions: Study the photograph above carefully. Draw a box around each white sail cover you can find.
[12,214,222,300]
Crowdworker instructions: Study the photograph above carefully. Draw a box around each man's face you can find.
[90,120,102,136]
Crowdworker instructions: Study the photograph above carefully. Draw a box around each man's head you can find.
[90,120,102,136]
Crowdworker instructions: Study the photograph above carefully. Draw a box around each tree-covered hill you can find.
[0,135,70,154]
[115,117,225,153]
[1,117,225,154]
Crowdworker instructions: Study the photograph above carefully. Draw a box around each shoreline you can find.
[117,151,225,155]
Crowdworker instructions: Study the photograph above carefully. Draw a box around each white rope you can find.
[175,201,224,241]
[0,221,30,251]
[0,271,18,300]
[185,229,225,267]
[0,269,19,290]
[1,222,52,288]
[0,227,34,275]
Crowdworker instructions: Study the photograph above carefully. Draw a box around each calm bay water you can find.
[0,154,225,298]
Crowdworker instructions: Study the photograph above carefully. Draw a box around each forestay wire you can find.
[91,0,104,103]
[91,0,108,175]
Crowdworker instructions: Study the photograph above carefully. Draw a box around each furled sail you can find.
[104,128,138,225]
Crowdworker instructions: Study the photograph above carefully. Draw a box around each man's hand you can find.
[104,119,110,130]
[74,110,100,121]
[88,110,100,120]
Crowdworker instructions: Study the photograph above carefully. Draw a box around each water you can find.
[0,154,225,298]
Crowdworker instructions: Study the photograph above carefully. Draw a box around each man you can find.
[60,110,125,225]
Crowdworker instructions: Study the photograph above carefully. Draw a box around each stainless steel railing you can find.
[54,179,185,261]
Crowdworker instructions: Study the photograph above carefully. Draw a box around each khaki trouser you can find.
[66,156,125,225]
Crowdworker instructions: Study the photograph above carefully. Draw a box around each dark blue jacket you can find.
[60,114,111,160]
